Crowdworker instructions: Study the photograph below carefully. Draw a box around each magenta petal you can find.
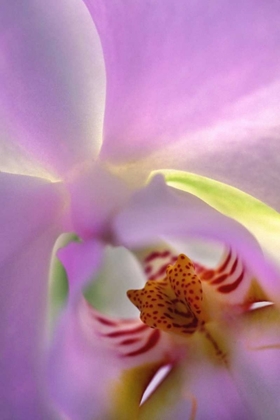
[0,173,64,418]
[86,0,280,164]
[0,0,105,177]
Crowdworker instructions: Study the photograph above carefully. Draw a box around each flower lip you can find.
[127,254,207,337]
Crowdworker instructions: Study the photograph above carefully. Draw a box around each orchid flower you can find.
[1,1,280,419]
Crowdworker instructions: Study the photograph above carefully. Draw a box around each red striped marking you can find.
[83,301,163,360]
[145,251,171,263]
[123,329,161,357]
[200,270,215,281]
[228,257,238,275]
[102,324,148,338]
[95,316,117,327]
[143,250,178,281]
[210,273,228,285]
[218,269,244,293]
[119,338,141,345]
[217,249,232,273]
[145,265,153,275]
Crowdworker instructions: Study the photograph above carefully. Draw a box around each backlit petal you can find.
[0,0,105,178]
[86,0,280,209]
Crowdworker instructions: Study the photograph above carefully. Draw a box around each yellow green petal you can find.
[151,170,280,263]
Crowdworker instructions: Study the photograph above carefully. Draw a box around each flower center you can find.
[127,254,207,336]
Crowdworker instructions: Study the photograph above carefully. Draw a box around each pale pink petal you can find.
[67,163,131,239]
[139,308,280,419]
[230,342,280,418]
[57,240,104,300]
[85,0,280,209]
[0,0,105,178]
[182,362,251,420]
[53,241,173,418]
[0,173,64,418]
[48,298,173,420]
[114,175,280,304]
[139,319,280,419]
[139,360,251,419]
[238,304,280,350]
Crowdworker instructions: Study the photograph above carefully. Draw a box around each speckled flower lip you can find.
[127,254,206,336]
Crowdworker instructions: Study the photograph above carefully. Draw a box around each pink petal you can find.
[57,240,104,300]
[53,241,174,418]
[67,163,131,239]
[48,298,173,420]
[182,362,251,420]
[0,173,64,418]
[0,0,105,178]
[114,175,280,304]
[140,360,251,419]
[230,342,280,418]
[85,1,280,209]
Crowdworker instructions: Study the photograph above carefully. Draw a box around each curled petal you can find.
[114,175,280,304]
[0,173,64,418]
[157,170,280,263]
[0,0,105,178]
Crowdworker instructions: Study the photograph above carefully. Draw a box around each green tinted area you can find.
[47,233,79,327]
[151,170,280,263]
